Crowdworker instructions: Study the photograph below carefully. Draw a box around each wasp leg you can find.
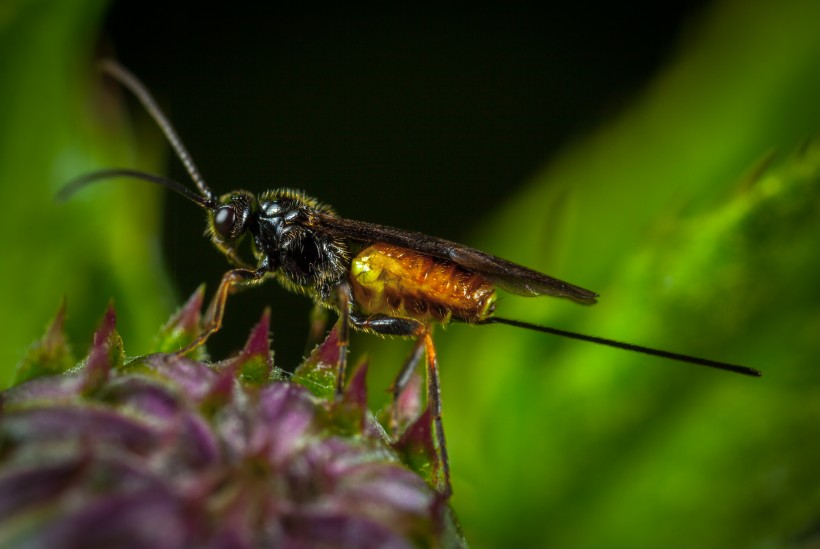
[335,286,351,396]
[349,313,451,497]
[389,337,426,436]
[177,267,267,355]
[420,329,451,497]
[348,314,422,336]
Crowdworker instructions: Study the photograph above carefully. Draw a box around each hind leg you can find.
[349,313,451,497]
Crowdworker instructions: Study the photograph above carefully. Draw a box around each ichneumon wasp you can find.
[61,61,761,497]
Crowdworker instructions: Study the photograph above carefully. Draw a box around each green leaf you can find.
[0,0,176,388]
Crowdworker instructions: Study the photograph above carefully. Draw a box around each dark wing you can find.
[314,213,598,304]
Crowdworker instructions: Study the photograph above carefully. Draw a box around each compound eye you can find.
[213,205,236,239]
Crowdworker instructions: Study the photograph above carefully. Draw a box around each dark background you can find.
[102,3,709,366]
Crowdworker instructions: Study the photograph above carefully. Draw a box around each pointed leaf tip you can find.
[13,298,75,385]
[243,308,272,358]
[93,302,117,348]
[82,302,124,393]
[293,325,341,398]
[344,359,368,410]
[47,297,69,347]
[224,308,274,386]
[310,324,341,367]
[395,406,438,483]
[394,370,424,433]
[155,285,205,355]
[328,359,370,434]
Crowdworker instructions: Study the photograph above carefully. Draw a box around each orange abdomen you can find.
[349,243,496,324]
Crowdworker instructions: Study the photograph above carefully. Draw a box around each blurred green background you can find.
[2,1,820,547]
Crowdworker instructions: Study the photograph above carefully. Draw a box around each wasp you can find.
[61,61,761,497]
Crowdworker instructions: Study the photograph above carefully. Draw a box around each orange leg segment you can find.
[421,329,451,497]
[348,312,452,496]
[176,267,267,356]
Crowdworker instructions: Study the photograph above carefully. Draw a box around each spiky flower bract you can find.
[0,292,466,548]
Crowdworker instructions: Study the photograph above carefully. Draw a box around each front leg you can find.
[177,267,267,355]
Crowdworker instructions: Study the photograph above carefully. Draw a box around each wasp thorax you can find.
[254,190,349,299]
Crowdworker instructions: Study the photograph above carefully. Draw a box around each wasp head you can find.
[205,190,258,267]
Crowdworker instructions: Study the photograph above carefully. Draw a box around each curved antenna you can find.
[99,60,215,201]
[480,316,762,377]
[57,168,213,208]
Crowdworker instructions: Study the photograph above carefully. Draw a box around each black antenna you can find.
[57,168,212,208]
[98,60,215,202]
[479,317,762,377]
